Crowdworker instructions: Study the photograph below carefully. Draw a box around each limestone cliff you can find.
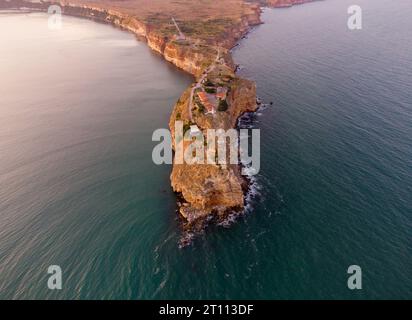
[168,63,257,225]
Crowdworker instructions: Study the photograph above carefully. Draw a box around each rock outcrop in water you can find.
[169,63,257,225]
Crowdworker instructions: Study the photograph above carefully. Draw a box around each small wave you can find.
[178,231,196,249]
[177,173,262,247]
[100,39,138,47]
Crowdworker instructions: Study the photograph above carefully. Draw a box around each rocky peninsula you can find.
[2,0,314,229]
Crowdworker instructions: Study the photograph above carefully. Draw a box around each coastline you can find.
[1,0,308,231]
[2,0,411,300]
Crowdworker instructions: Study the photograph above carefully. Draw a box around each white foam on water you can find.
[178,100,266,247]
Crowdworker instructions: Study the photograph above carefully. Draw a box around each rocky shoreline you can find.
[1,0,312,232]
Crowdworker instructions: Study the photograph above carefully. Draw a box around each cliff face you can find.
[5,1,261,76]
[168,64,257,225]
[163,43,217,78]
[217,4,262,49]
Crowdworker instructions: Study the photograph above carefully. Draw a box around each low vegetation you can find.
[65,0,258,44]
[218,99,229,112]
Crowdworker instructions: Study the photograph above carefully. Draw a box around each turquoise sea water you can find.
[0,0,411,299]
[232,0,412,299]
